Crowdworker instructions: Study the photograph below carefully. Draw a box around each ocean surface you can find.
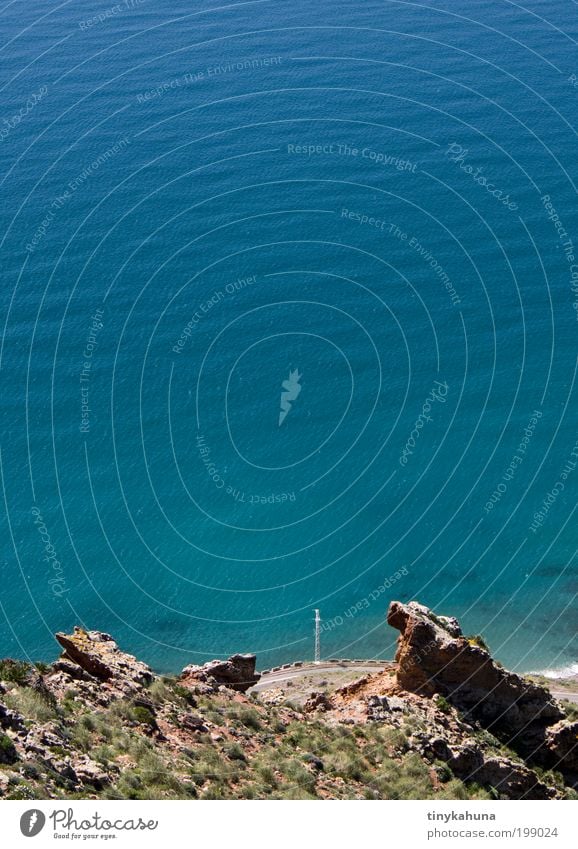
[0,0,577,674]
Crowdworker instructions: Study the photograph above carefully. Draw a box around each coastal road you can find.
[550,689,578,706]
[252,661,391,691]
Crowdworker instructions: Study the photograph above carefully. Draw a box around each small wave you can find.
[531,663,578,680]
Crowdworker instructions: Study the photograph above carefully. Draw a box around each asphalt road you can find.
[550,689,578,705]
[252,661,390,691]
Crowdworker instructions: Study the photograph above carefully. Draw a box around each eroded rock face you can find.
[181,654,260,693]
[545,720,578,772]
[431,738,551,799]
[387,601,563,743]
[55,628,153,686]
[474,756,552,800]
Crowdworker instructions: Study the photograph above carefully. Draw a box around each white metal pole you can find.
[314,608,321,664]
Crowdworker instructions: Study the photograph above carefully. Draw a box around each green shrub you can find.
[138,751,181,790]
[132,706,157,728]
[434,695,451,714]
[146,680,172,705]
[561,700,578,721]
[467,634,489,652]
[6,781,36,800]
[224,742,246,762]
[274,783,317,800]
[236,706,262,731]
[255,762,277,787]
[278,758,317,794]
[0,733,18,764]
[325,748,369,783]
[170,684,197,706]
[201,785,227,799]
[61,689,80,713]
[0,660,31,685]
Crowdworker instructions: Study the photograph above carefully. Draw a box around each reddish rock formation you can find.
[386,599,578,783]
[387,601,563,742]
[181,654,260,693]
[55,628,153,686]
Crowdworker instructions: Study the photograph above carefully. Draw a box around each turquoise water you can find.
[1,0,577,674]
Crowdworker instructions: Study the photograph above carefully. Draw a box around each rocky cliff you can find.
[386,601,578,772]
[0,604,576,801]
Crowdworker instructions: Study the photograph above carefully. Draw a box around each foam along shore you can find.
[530,663,578,681]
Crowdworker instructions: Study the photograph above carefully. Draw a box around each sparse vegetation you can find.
[467,634,490,652]
[434,694,451,714]
[4,686,59,723]
[132,706,157,729]
[0,659,32,685]
[560,700,578,722]
[0,732,18,764]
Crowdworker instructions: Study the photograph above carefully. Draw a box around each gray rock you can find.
[181,654,260,693]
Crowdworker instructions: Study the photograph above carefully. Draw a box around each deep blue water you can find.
[1,0,577,674]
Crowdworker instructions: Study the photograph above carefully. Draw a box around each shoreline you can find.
[529,662,578,681]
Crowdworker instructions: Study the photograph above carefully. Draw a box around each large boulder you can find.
[181,654,260,693]
[386,601,563,745]
[55,628,153,686]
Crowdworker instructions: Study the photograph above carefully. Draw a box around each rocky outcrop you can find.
[418,734,551,799]
[304,692,334,712]
[438,740,552,799]
[366,694,409,721]
[181,654,260,693]
[55,628,153,687]
[387,599,578,781]
[468,754,552,800]
[387,601,563,741]
[0,702,26,733]
[24,723,111,789]
[343,682,556,799]
[545,720,578,773]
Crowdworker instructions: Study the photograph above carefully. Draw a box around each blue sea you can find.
[1,0,577,675]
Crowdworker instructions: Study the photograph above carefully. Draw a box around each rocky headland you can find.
[1,602,577,801]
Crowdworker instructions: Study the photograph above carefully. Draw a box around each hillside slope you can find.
[1,601,577,801]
